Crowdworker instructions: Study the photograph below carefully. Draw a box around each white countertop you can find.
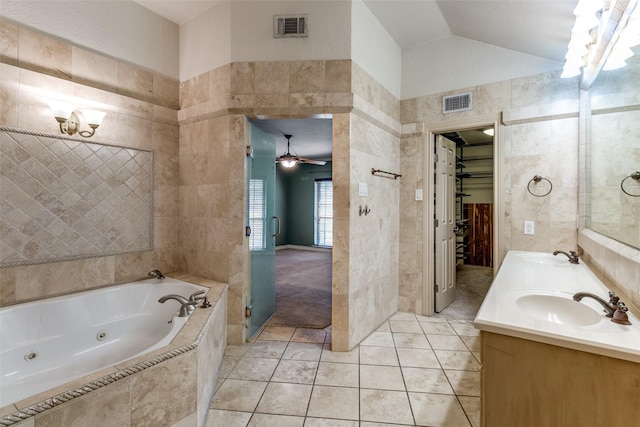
[474,250,640,363]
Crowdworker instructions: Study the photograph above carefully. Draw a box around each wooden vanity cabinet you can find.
[481,331,640,426]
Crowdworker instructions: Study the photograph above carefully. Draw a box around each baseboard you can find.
[276,244,332,253]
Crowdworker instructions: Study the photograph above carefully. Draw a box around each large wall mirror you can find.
[586,53,640,249]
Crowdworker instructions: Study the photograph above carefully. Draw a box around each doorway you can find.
[247,117,333,335]
[424,116,503,319]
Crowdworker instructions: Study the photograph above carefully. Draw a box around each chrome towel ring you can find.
[620,171,640,197]
[527,175,552,197]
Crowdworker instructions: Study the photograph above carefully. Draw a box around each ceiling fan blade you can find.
[299,157,327,166]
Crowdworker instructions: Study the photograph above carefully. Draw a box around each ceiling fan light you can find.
[281,159,297,168]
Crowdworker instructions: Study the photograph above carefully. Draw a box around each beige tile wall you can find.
[0,20,180,305]
[178,58,402,350]
[399,70,581,313]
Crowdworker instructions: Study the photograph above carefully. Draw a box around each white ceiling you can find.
[132,0,579,159]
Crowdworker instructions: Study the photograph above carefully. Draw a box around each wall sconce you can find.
[49,101,106,138]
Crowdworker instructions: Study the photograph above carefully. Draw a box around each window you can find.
[249,179,265,251]
[314,179,333,247]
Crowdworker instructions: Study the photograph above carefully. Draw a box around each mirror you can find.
[586,53,640,249]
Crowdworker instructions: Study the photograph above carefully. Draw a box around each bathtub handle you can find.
[189,290,206,301]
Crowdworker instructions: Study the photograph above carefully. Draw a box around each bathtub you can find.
[0,277,208,408]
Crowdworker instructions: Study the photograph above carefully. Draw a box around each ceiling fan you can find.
[276,134,327,168]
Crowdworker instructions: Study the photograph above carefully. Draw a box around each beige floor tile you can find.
[458,396,481,427]
[255,383,312,416]
[390,312,417,321]
[307,386,359,420]
[315,362,359,387]
[225,344,251,357]
[320,344,359,364]
[473,351,482,363]
[205,409,252,427]
[359,389,414,425]
[271,359,319,384]
[359,345,399,366]
[360,365,406,391]
[450,322,480,337]
[419,321,457,335]
[258,326,296,341]
[375,321,391,332]
[427,334,468,351]
[219,356,241,378]
[360,423,415,427]
[246,340,288,358]
[210,379,268,412]
[292,328,328,343]
[402,367,455,394]
[228,357,279,381]
[460,335,481,352]
[283,342,324,361]
[416,314,448,323]
[248,413,304,427]
[392,332,431,349]
[408,392,471,427]
[434,350,481,371]
[304,418,359,426]
[396,348,441,368]
[444,370,480,396]
[389,319,423,333]
[360,331,395,347]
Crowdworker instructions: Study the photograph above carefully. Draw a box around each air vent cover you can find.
[274,15,308,38]
[443,92,472,113]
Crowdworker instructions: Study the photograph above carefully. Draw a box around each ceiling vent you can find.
[443,92,472,114]
[274,15,308,38]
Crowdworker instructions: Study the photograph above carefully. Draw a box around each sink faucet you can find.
[553,250,580,264]
[148,269,165,279]
[573,292,617,316]
[158,294,198,317]
[573,291,633,325]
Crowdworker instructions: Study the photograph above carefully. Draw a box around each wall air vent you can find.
[442,92,472,114]
[274,14,308,38]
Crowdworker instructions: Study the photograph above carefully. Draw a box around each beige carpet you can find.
[267,248,332,329]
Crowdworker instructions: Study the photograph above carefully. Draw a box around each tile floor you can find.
[205,312,481,427]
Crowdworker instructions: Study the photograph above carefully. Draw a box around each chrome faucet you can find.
[148,269,165,279]
[158,294,198,317]
[553,250,580,264]
[573,291,632,324]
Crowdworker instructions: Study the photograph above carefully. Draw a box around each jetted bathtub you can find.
[0,277,207,408]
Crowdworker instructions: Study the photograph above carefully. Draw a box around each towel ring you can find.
[621,171,640,197]
[527,175,552,197]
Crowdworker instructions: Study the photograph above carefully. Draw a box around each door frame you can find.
[421,114,504,317]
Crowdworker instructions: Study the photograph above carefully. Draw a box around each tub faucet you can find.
[158,294,198,317]
[148,269,165,279]
[553,250,580,264]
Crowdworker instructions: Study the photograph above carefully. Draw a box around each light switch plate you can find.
[359,182,368,197]
[415,189,423,201]
[524,220,535,235]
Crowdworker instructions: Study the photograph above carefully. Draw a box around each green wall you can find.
[275,162,332,247]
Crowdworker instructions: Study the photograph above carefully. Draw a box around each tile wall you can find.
[178,59,402,350]
[399,70,581,313]
[0,19,180,305]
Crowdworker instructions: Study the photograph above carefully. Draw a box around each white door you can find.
[435,135,457,312]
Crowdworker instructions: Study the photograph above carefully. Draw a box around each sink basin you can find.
[508,291,603,326]
[515,253,566,266]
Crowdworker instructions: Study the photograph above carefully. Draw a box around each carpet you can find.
[267,249,332,329]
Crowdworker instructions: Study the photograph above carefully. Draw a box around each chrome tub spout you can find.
[158,294,197,317]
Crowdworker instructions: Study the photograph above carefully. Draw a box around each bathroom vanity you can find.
[474,251,640,426]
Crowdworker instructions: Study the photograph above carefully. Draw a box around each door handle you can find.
[272,216,281,237]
